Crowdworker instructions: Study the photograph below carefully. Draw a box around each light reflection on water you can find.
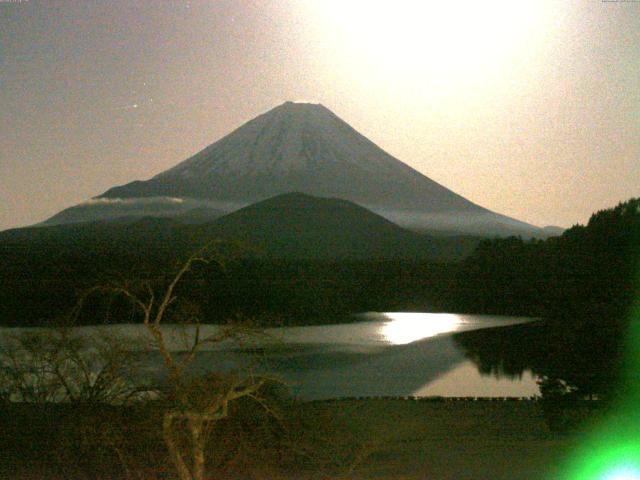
[0,313,539,399]
[413,362,540,398]
[380,312,464,345]
[0,313,534,350]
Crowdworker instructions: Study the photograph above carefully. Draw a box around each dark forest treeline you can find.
[453,198,640,403]
[69,258,458,327]
[200,259,456,325]
[0,199,638,328]
[0,212,474,325]
[452,198,639,320]
[0,248,457,327]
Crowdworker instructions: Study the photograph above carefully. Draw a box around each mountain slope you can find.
[43,197,225,226]
[103,102,477,212]
[3,193,476,262]
[0,193,477,325]
[43,101,547,237]
[201,192,453,260]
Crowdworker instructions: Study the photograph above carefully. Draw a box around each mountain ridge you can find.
[101,102,480,212]
[202,192,438,260]
[43,101,551,237]
[3,192,479,261]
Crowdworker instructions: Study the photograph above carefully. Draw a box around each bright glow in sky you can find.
[314,1,556,78]
[307,0,565,127]
[1,0,638,231]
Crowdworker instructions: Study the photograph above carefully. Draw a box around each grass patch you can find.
[0,398,580,479]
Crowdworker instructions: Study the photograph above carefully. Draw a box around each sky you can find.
[1,0,638,231]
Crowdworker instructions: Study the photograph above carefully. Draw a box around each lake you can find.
[0,313,540,400]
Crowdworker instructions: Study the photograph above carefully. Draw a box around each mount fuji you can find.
[45,101,547,237]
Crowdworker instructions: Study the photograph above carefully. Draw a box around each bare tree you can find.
[88,242,273,480]
[0,327,150,404]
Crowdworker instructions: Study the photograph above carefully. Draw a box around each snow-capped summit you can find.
[45,101,544,236]
[102,100,481,211]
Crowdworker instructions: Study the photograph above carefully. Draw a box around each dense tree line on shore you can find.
[452,198,639,320]
[0,253,457,327]
[453,198,639,405]
[0,199,637,331]
[0,222,464,326]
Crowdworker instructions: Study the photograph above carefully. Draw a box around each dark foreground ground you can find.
[312,398,578,480]
[1,398,582,480]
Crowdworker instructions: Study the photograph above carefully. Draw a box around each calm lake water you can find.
[0,313,540,400]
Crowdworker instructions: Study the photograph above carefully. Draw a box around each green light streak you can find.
[561,260,640,479]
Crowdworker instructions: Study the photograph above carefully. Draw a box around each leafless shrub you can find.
[0,327,153,404]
